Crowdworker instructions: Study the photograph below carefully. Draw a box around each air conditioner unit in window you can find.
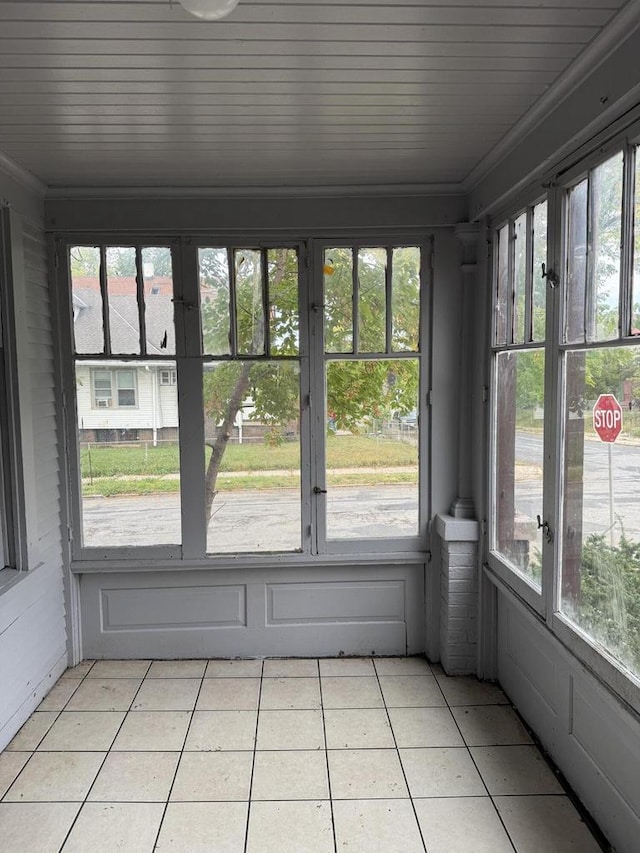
[97,399,112,408]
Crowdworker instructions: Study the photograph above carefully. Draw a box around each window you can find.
[91,368,137,408]
[64,237,429,558]
[491,200,548,592]
[490,138,640,696]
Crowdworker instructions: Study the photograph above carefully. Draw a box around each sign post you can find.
[592,394,623,545]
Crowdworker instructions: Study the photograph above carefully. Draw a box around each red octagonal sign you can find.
[593,394,623,443]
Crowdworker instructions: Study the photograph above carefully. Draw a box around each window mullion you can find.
[507,219,515,344]
[524,207,533,343]
[620,144,635,337]
[99,246,111,355]
[385,247,393,354]
[311,241,328,554]
[297,243,313,555]
[135,246,147,356]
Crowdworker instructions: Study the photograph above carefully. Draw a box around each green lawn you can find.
[80,434,418,496]
[80,434,417,479]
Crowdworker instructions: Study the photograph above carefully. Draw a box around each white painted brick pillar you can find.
[435,514,480,676]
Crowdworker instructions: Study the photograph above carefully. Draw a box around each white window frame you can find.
[58,231,432,566]
[159,368,176,386]
[487,123,640,709]
[91,367,138,409]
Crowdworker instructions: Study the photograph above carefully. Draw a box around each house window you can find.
[491,200,548,591]
[490,139,640,696]
[91,368,137,408]
[65,237,429,558]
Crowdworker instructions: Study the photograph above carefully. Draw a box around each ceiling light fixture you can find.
[177,0,240,21]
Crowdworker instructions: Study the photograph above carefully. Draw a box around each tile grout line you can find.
[318,659,339,853]
[439,677,519,853]
[56,660,152,852]
[151,664,208,852]
[243,659,264,853]
[373,658,429,853]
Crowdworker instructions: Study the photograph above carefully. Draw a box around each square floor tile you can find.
[196,678,260,711]
[260,677,321,710]
[433,669,508,706]
[320,676,383,709]
[263,658,318,677]
[328,749,408,799]
[324,708,394,749]
[147,660,207,678]
[112,711,191,751]
[374,656,432,675]
[388,707,464,748]
[256,709,324,750]
[494,795,603,853]
[414,797,515,852]
[246,801,334,853]
[5,712,59,751]
[37,711,125,752]
[88,751,179,802]
[399,747,486,797]
[61,802,164,852]
[0,753,30,798]
[333,799,425,853]
[171,752,253,801]
[155,802,248,852]
[184,710,257,751]
[131,678,201,711]
[205,659,263,678]
[378,675,445,707]
[0,802,81,853]
[60,661,95,680]
[251,750,329,800]
[87,660,151,679]
[4,751,105,801]
[65,678,142,712]
[452,705,533,746]
[471,745,564,795]
[319,658,375,676]
[37,680,81,712]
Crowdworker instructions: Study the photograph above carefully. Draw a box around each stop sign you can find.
[593,394,623,443]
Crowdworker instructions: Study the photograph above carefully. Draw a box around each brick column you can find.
[435,514,480,675]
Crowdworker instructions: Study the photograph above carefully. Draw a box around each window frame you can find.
[488,196,550,614]
[488,128,640,709]
[58,231,432,567]
[90,367,138,409]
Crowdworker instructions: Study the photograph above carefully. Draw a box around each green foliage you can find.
[576,533,640,675]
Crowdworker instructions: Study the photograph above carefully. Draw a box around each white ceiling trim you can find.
[45,181,466,200]
[463,0,640,193]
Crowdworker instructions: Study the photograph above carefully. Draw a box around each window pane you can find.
[324,248,353,353]
[632,148,640,334]
[235,249,265,356]
[142,247,175,355]
[493,349,544,587]
[565,179,588,343]
[77,360,181,548]
[325,358,419,539]
[268,248,299,356]
[358,248,386,352]
[392,246,421,352]
[495,225,509,346]
[591,152,623,342]
[532,201,547,342]
[106,246,140,354]
[513,214,527,344]
[200,247,232,356]
[562,346,640,678]
[70,246,103,354]
[203,361,301,553]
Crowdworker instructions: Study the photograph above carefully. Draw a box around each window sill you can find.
[70,550,431,574]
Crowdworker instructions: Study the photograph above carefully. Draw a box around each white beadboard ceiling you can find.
[0,0,634,193]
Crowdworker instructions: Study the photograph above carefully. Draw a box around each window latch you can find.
[541,263,559,288]
[313,486,327,494]
[536,515,553,544]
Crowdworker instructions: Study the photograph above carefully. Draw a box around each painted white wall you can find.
[0,180,67,750]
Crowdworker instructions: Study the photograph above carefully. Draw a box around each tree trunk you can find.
[205,362,252,520]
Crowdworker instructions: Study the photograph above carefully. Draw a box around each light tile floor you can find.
[0,657,607,853]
